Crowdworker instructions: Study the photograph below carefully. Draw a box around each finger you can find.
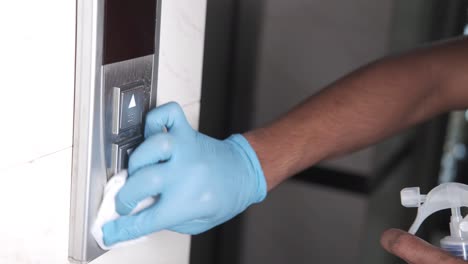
[128,133,172,175]
[115,165,167,216]
[144,102,191,138]
[381,229,462,264]
[102,203,165,246]
[103,197,198,246]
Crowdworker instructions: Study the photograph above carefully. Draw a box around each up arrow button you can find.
[113,85,146,133]
[128,94,137,109]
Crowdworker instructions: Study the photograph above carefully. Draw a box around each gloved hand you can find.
[102,102,267,246]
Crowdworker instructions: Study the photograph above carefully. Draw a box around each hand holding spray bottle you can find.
[401,183,468,259]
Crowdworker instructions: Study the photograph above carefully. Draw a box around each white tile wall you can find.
[183,102,201,130]
[93,231,191,264]
[0,1,75,262]
[156,0,207,107]
[0,0,75,170]
[0,148,72,264]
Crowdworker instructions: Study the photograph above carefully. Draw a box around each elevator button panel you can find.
[69,0,161,261]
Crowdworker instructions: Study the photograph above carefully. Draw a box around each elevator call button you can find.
[112,85,146,134]
[111,138,142,175]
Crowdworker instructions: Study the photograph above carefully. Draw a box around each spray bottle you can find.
[401,183,468,259]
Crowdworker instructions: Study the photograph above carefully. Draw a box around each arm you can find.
[246,37,468,190]
[102,38,468,246]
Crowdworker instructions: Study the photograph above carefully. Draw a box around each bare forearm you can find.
[245,38,468,190]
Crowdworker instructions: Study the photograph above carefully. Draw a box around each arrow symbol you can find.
[128,94,136,109]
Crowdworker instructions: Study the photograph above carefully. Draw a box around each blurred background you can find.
[191,1,468,263]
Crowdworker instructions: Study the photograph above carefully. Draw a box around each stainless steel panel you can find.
[150,0,162,109]
[103,56,153,178]
[69,0,162,263]
[69,0,106,262]
[112,87,121,135]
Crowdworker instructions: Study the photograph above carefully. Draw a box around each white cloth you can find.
[92,170,155,250]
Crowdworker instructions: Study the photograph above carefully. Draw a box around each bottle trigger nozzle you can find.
[401,187,426,208]
[401,183,468,260]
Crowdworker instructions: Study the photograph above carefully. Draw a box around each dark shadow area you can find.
[192,1,468,264]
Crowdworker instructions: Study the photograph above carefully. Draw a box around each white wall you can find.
[0,1,75,263]
[0,0,206,263]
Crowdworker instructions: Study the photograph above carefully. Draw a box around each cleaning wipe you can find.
[92,170,156,250]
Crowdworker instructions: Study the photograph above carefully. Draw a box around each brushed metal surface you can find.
[112,87,121,135]
[103,55,153,177]
[69,0,161,263]
[69,0,107,262]
[150,0,163,108]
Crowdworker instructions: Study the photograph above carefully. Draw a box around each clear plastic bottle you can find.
[440,237,468,260]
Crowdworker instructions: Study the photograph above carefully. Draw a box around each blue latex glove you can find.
[102,102,267,246]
